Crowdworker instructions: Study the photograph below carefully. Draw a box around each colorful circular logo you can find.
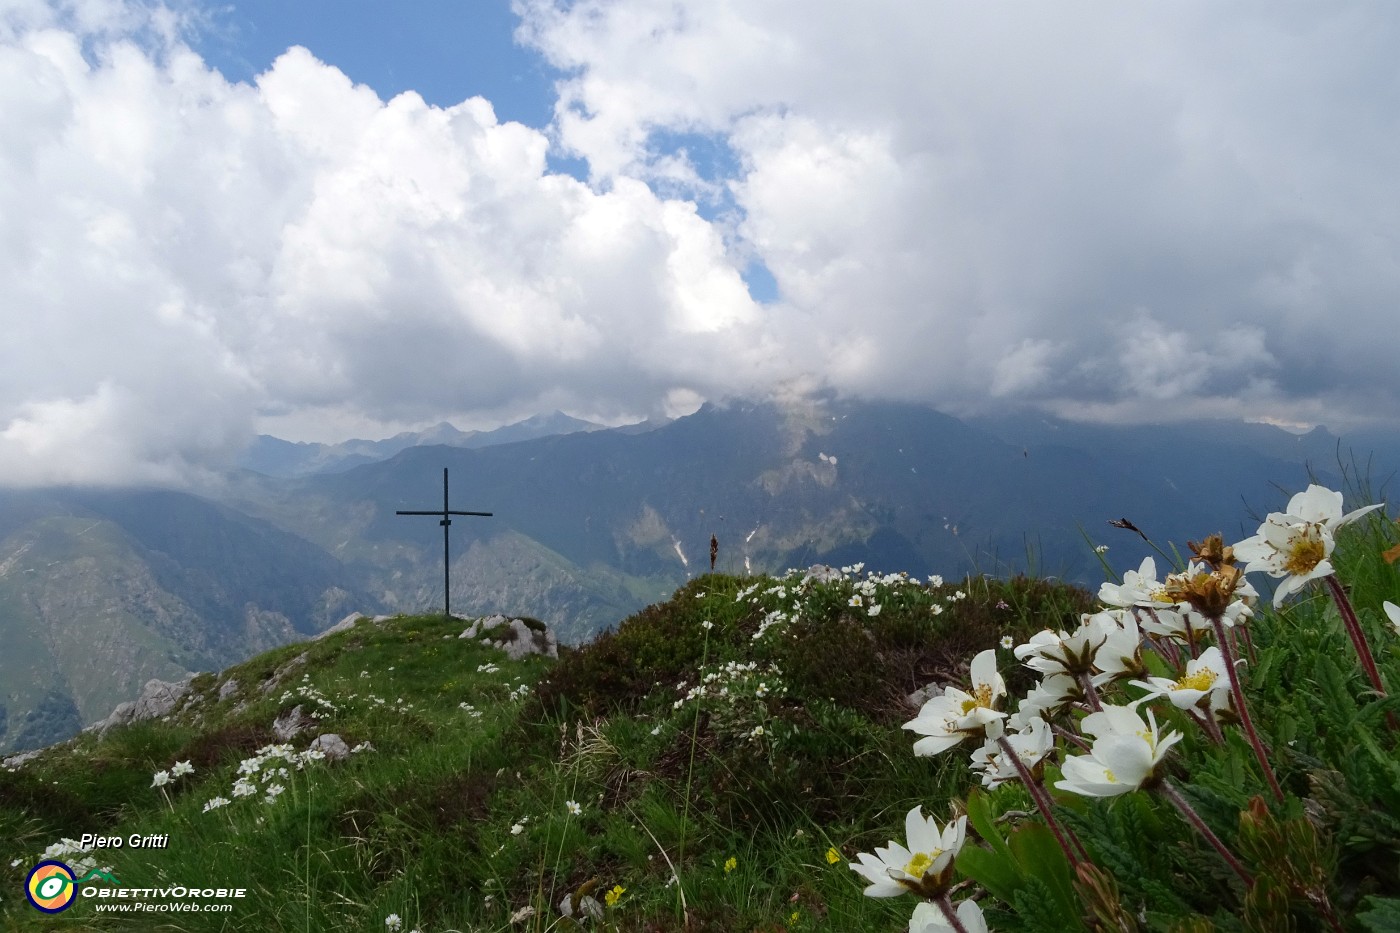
[26,860,77,913]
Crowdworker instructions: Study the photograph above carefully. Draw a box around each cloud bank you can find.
[1,1,1397,485]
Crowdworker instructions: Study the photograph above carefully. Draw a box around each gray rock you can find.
[3,749,43,769]
[461,615,558,661]
[218,678,240,702]
[260,652,309,694]
[307,733,350,761]
[86,675,197,735]
[314,612,366,641]
[273,705,311,741]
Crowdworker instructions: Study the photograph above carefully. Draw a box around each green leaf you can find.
[956,844,1025,906]
[1357,896,1400,933]
[966,788,1014,859]
[1008,822,1080,927]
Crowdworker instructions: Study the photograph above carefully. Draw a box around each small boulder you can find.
[273,705,311,741]
[218,678,240,702]
[461,615,558,661]
[314,612,365,641]
[307,734,350,761]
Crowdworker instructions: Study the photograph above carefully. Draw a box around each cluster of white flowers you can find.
[278,676,339,718]
[212,742,337,811]
[151,759,194,789]
[861,484,1392,930]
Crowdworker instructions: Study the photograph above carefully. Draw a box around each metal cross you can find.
[396,467,492,619]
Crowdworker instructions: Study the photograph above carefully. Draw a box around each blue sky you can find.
[192,2,558,127]
[0,1,1397,484]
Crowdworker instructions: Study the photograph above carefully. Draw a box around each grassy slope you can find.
[1,511,1398,931]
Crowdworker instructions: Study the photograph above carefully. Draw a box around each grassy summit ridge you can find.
[2,507,1399,930]
[0,570,1083,931]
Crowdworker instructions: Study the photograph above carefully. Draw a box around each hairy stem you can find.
[1210,617,1285,803]
[1157,779,1254,888]
[936,895,972,933]
[996,735,1089,866]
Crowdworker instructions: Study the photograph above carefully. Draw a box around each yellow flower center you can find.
[903,849,942,878]
[1174,669,1217,692]
[1284,533,1326,575]
[1104,768,1117,782]
[959,684,996,714]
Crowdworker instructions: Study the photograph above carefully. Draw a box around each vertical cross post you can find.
[396,467,492,619]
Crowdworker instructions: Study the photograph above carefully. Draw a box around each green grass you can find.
[2,508,1398,931]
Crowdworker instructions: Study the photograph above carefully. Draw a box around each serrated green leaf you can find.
[1008,822,1080,926]
[1358,896,1400,933]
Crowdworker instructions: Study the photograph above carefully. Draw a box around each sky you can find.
[1,0,1398,486]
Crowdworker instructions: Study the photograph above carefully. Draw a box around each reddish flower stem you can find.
[1210,617,1285,803]
[1324,575,1399,731]
[1156,779,1254,888]
[936,895,972,933]
[996,735,1090,867]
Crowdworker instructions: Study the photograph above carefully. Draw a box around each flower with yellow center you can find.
[1056,704,1182,797]
[1132,647,1230,712]
[903,650,1006,757]
[604,884,625,907]
[1233,485,1384,608]
[849,808,967,899]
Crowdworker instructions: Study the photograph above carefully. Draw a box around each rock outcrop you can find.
[460,614,559,661]
[85,675,199,736]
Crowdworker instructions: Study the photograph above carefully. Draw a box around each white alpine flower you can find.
[903,650,1006,756]
[1132,646,1231,713]
[1056,704,1182,797]
[1232,485,1384,607]
[910,898,988,933]
[1385,601,1400,637]
[850,807,967,898]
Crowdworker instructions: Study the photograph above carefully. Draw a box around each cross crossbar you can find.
[396,467,493,619]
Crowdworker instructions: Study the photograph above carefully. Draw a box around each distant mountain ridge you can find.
[238,410,611,477]
[2,399,1396,755]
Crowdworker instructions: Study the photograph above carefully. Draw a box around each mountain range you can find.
[1,396,1395,754]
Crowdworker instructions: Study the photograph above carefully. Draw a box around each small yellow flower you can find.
[723,856,737,873]
[604,884,625,907]
[790,910,801,923]
[825,847,840,864]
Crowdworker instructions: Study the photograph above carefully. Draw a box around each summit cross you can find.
[396,467,493,619]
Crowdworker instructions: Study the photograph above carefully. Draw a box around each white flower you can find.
[849,594,864,607]
[850,807,967,898]
[385,914,403,931]
[1099,557,1174,608]
[903,650,1007,756]
[171,760,194,777]
[202,796,230,812]
[970,717,1053,788]
[1132,646,1231,712]
[1385,601,1400,637]
[151,770,171,788]
[999,636,1014,650]
[1094,545,1109,555]
[867,603,882,617]
[1090,610,1146,686]
[566,800,581,816]
[910,898,988,933]
[264,783,286,803]
[1232,485,1384,607]
[510,822,525,835]
[232,778,257,797]
[1056,704,1182,797]
[1014,614,1113,677]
